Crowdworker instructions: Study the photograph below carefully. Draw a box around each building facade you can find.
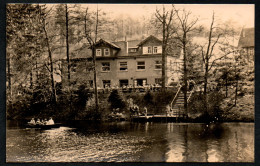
[61,35,183,89]
[238,27,254,62]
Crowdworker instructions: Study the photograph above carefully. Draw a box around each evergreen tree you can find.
[6,4,55,118]
[108,90,126,110]
[143,91,153,105]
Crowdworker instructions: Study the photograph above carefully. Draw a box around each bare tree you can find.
[83,6,100,111]
[155,5,174,91]
[172,5,199,118]
[199,12,236,113]
[39,5,57,103]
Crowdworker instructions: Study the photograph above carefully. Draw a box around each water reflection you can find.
[6,121,254,162]
[165,123,254,162]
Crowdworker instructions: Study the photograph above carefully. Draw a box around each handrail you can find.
[170,80,197,109]
[170,85,182,109]
[187,86,195,103]
[187,80,196,103]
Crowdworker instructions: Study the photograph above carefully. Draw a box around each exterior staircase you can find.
[170,91,191,117]
[169,83,195,118]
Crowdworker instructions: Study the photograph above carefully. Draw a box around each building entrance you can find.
[134,79,147,86]
[119,79,129,87]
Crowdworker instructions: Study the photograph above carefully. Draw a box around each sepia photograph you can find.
[6,3,254,162]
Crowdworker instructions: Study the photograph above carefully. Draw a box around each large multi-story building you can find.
[61,35,183,89]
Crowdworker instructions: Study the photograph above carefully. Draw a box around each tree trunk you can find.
[7,55,12,100]
[47,49,57,103]
[92,47,98,110]
[235,79,238,106]
[48,49,57,104]
[204,64,208,113]
[35,60,39,83]
[42,15,57,104]
[93,7,99,111]
[161,13,166,91]
[65,4,70,83]
[235,64,238,106]
[183,38,188,119]
[162,8,166,91]
[30,70,33,89]
[225,73,228,97]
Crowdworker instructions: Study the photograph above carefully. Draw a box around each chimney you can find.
[243,29,246,37]
[125,36,128,54]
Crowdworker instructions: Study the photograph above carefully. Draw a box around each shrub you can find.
[143,90,153,105]
[108,90,126,111]
[188,91,225,122]
[126,89,176,115]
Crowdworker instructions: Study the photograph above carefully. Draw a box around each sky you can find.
[85,4,254,28]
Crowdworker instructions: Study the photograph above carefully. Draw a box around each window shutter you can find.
[157,46,162,53]
[143,47,148,54]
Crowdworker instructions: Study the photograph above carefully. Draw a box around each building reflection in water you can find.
[165,123,254,162]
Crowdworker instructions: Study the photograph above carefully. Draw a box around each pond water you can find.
[6,121,254,162]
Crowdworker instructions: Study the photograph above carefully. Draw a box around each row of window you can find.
[89,78,162,88]
[143,46,162,54]
[95,46,162,56]
[96,48,110,57]
[242,47,254,56]
[70,61,182,73]
[101,61,162,72]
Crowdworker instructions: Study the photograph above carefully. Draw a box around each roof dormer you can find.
[137,35,162,55]
[93,39,121,57]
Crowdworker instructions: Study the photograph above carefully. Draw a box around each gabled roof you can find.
[137,35,162,46]
[95,39,121,49]
[238,28,254,48]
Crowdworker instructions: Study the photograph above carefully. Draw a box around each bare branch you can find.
[186,18,198,32]
[205,11,215,61]
[155,9,163,23]
[209,33,221,59]
[208,50,234,71]
[200,46,205,64]
[44,63,51,73]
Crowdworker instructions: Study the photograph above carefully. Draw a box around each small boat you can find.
[26,123,62,130]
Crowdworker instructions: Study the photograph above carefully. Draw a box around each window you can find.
[119,80,129,87]
[129,48,137,52]
[143,47,148,54]
[249,48,254,56]
[157,46,162,53]
[137,61,145,70]
[101,62,110,71]
[148,47,152,54]
[104,48,110,56]
[88,80,93,88]
[102,80,111,88]
[119,62,128,71]
[153,46,158,53]
[135,79,147,86]
[155,78,162,85]
[96,49,102,56]
[155,60,162,69]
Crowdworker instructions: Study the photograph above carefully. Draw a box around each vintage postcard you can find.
[6,4,254,162]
